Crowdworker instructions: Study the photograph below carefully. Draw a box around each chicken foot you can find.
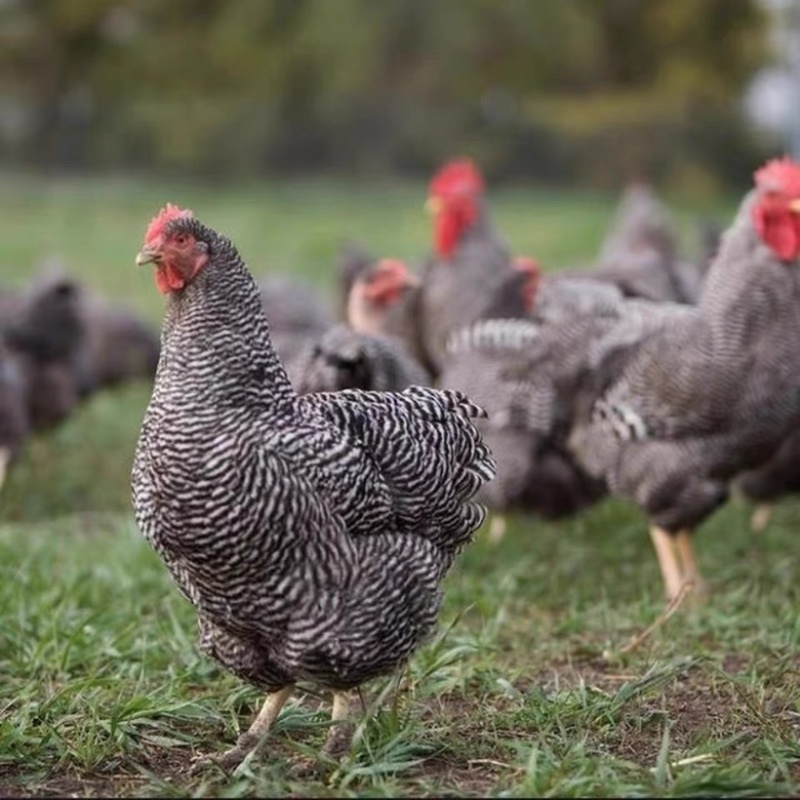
[288,690,356,780]
[0,447,10,493]
[750,502,773,533]
[190,684,294,774]
[488,514,507,544]
[649,526,708,603]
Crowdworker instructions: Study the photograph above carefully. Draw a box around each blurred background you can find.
[0,0,798,522]
[1,0,798,194]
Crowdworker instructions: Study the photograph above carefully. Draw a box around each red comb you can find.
[513,256,541,273]
[754,157,800,196]
[375,258,408,275]
[430,158,484,199]
[145,203,193,244]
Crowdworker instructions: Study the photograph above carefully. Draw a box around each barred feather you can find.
[131,213,494,693]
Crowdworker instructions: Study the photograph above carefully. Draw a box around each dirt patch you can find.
[407,755,508,797]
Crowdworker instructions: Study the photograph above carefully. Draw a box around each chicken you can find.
[335,242,425,363]
[71,293,160,398]
[258,274,334,368]
[441,313,608,542]
[0,340,29,491]
[335,240,374,321]
[416,159,528,377]
[735,429,800,531]
[568,157,800,602]
[131,204,495,772]
[291,259,431,394]
[438,254,598,539]
[590,180,706,304]
[0,273,85,430]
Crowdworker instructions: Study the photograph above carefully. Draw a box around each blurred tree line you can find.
[0,0,774,190]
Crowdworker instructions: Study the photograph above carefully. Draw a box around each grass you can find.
[1,172,797,798]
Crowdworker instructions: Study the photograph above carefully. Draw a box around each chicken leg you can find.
[190,684,294,773]
[649,526,708,602]
[750,502,773,533]
[488,514,507,544]
[673,529,708,597]
[0,447,10,492]
[649,525,684,602]
[288,690,356,779]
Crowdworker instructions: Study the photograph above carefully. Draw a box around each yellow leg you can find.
[191,684,294,773]
[750,503,773,533]
[0,447,10,492]
[488,514,507,544]
[673,529,708,597]
[649,525,684,602]
[324,690,355,758]
[289,690,356,779]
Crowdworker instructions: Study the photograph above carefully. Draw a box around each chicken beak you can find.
[424,196,443,216]
[790,199,800,214]
[135,245,161,266]
[404,273,422,289]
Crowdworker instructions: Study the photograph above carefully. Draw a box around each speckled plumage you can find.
[592,181,706,304]
[569,187,800,533]
[131,213,495,695]
[440,317,609,519]
[417,209,528,376]
[289,323,431,395]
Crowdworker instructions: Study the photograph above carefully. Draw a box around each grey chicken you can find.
[258,274,334,369]
[291,259,430,394]
[735,428,800,532]
[591,180,706,304]
[441,314,608,542]
[334,242,425,364]
[0,339,29,491]
[0,273,85,430]
[416,159,528,377]
[131,204,495,771]
[569,157,800,602]
[72,292,160,398]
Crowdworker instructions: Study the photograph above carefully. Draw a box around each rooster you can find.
[131,205,495,771]
[416,159,528,377]
[569,157,800,602]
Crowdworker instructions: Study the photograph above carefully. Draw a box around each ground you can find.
[1,174,797,798]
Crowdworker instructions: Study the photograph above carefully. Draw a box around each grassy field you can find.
[1,173,798,798]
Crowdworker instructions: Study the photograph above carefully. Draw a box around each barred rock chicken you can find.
[335,242,425,363]
[590,180,706,304]
[416,159,528,377]
[258,274,334,369]
[0,340,29,491]
[335,240,374,320]
[0,273,85,430]
[131,204,495,771]
[569,157,800,602]
[72,293,160,398]
[291,259,431,394]
[736,428,800,531]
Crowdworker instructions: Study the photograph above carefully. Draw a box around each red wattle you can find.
[753,205,800,262]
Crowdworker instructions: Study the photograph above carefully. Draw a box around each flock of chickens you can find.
[258,157,800,604]
[0,264,160,489]
[126,155,800,772]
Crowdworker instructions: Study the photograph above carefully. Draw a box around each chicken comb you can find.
[145,203,194,244]
[430,158,485,199]
[754,156,800,196]
[512,256,541,274]
[374,258,409,277]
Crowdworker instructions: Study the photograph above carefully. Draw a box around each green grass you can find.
[1,174,795,798]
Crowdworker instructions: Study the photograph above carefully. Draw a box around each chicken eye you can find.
[174,233,189,246]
